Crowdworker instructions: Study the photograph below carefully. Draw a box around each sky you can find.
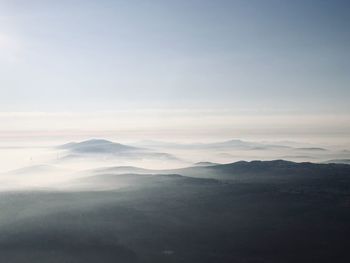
[0,0,349,143]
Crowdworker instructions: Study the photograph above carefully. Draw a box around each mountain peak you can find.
[58,139,139,153]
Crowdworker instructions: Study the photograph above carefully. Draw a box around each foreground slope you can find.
[0,160,350,262]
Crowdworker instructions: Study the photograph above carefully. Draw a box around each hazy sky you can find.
[0,0,349,142]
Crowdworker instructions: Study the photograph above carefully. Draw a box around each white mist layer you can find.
[0,138,349,191]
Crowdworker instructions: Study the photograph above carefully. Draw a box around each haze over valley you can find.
[1,137,350,189]
[1,0,349,262]
[1,137,350,262]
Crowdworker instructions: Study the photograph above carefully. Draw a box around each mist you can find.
[0,137,349,191]
[1,0,349,261]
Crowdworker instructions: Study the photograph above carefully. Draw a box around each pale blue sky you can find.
[0,0,349,114]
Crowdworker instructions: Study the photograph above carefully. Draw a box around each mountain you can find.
[134,139,292,150]
[83,159,350,183]
[179,160,350,181]
[1,160,350,262]
[193,161,220,166]
[210,139,271,149]
[91,166,153,175]
[58,139,141,154]
[57,139,179,162]
[323,159,350,165]
[132,139,343,164]
[295,147,328,151]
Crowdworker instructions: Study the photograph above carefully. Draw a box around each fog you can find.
[0,137,349,191]
[0,138,350,262]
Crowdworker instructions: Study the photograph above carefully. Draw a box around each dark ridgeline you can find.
[0,160,350,263]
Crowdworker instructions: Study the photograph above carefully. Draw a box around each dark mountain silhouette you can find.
[1,159,350,263]
[55,160,350,193]
[88,160,350,181]
[174,160,350,183]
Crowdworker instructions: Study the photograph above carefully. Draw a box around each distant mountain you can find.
[58,139,141,153]
[132,139,340,163]
[57,139,179,161]
[91,166,156,175]
[194,161,220,167]
[281,155,315,159]
[188,160,350,179]
[202,139,294,150]
[86,159,350,182]
[295,147,328,151]
[323,159,350,165]
[133,139,292,150]
[203,139,262,149]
